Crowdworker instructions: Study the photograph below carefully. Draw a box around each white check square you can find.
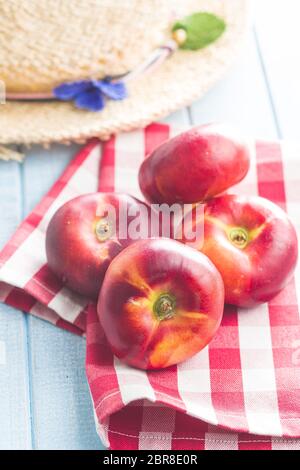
[239,326,273,350]
[242,368,277,392]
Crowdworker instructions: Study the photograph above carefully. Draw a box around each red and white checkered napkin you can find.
[0,124,300,450]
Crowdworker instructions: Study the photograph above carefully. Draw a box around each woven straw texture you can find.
[0,0,248,146]
[1,0,173,93]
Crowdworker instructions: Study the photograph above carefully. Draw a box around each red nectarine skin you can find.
[98,238,224,370]
[178,195,298,307]
[46,193,152,299]
[138,123,250,204]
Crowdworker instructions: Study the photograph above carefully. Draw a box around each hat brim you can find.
[0,0,248,146]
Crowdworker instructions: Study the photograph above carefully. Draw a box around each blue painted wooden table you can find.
[0,1,299,449]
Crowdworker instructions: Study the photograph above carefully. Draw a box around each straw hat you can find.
[0,0,248,148]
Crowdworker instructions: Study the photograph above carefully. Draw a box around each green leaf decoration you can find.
[172,12,226,51]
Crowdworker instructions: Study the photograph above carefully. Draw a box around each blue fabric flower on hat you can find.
[53,79,127,111]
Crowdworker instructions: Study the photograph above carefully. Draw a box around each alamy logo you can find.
[94,201,205,248]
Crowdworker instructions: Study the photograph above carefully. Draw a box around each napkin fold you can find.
[0,124,300,450]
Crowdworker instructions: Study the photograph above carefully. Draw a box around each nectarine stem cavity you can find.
[153,294,176,321]
[95,218,112,242]
[229,227,248,249]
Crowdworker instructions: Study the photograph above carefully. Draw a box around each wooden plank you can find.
[189,31,278,139]
[26,318,101,450]
[162,108,190,126]
[0,159,32,449]
[21,144,101,449]
[253,0,300,139]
